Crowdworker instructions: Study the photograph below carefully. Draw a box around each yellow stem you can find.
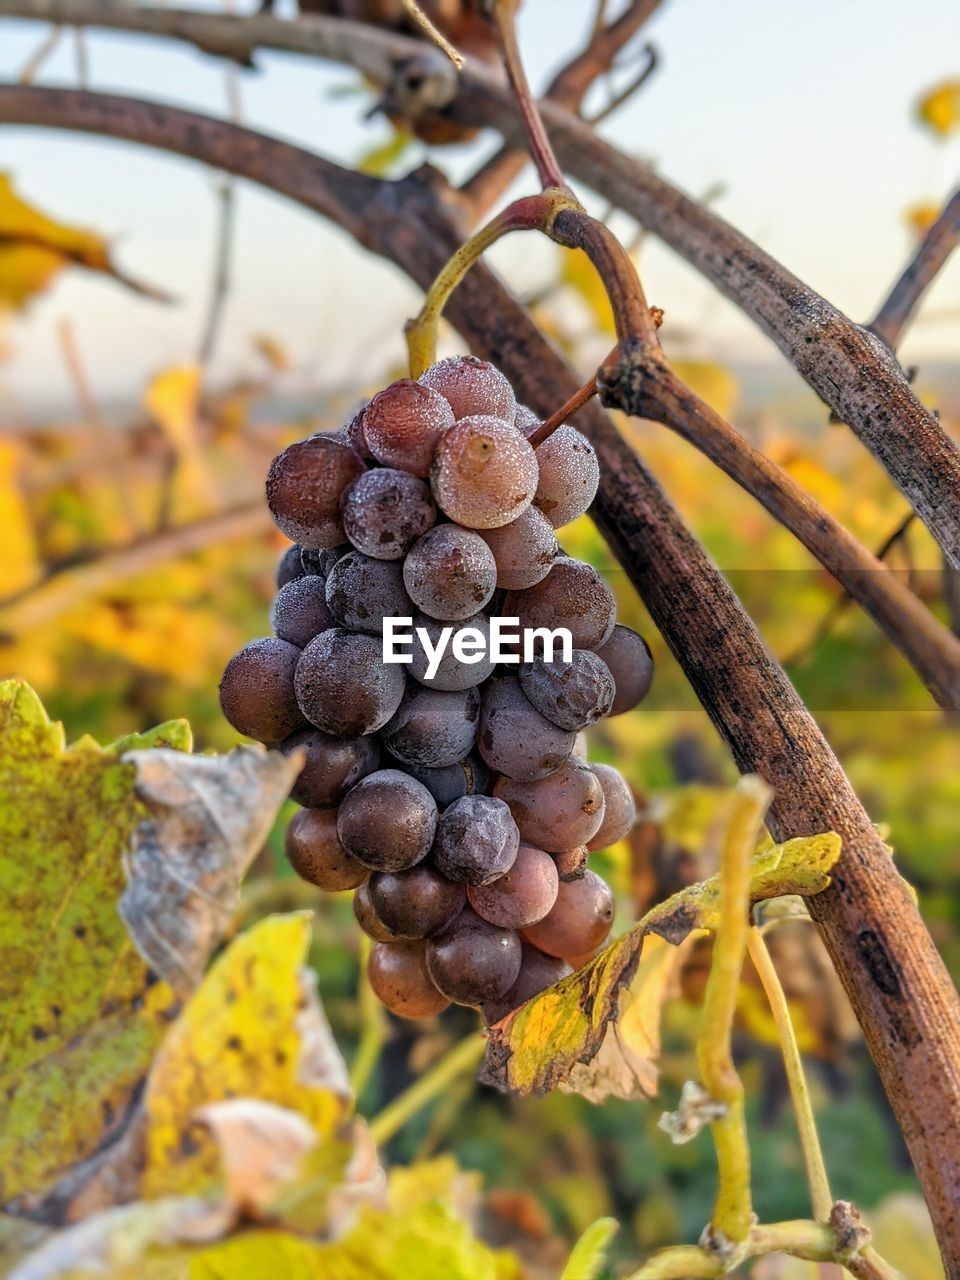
[623,1245,723,1279]
[367,1031,485,1146]
[405,188,581,377]
[697,775,771,1244]
[349,933,387,1098]
[747,927,833,1221]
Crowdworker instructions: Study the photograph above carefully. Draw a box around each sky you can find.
[0,0,957,419]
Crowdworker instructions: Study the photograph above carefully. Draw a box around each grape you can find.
[400,753,490,808]
[518,650,615,732]
[409,612,495,690]
[533,425,600,528]
[301,545,348,578]
[383,684,480,768]
[325,552,412,634]
[595,625,654,714]
[420,355,515,422]
[587,764,637,850]
[477,505,558,591]
[286,807,369,891]
[552,847,587,881]
[362,379,455,477]
[514,403,540,434]
[280,726,380,807]
[368,940,449,1018]
[481,942,572,1025]
[354,881,401,942]
[426,907,522,1006]
[343,404,374,460]
[431,415,538,529]
[295,628,404,736]
[478,677,575,782]
[270,576,336,648]
[433,794,519,885]
[266,435,365,548]
[219,637,304,744]
[369,865,465,938]
[503,557,616,651]
[276,543,304,589]
[403,525,497,620]
[337,768,437,871]
[523,869,614,959]
[341,468,435,560]
[493,760,606,852]
[468,842,559,929]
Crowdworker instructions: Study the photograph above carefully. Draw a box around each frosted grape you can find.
[369,864,465,938]
[270,576,335,648]
[341,467,435,560]
[266,435,365,548]
[595,625,654,714]
[409,612,495,690]
[503,557,616,651]
[325,552,412,634]
[219,637,304,744]
[478,676,575,781]
[420,355,515,421]
[294,628,404,736]
[382,684,480,768]
[362,378,455,477]
[533,425,600,528]
[587,763,637,849]
[433,794,520,885]
[431,415,538,529]
[477,505,558,591]
[280,726,380,808]
[337,769,438,872]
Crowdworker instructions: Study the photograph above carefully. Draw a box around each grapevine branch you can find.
[0,86,958,1272]
[0,1,957,569]
[869,189,960,350]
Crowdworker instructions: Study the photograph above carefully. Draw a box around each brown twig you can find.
[401,0,462,68]
[0,84,958,1271]
[586,42,658,126]
[526,368,600,446]
[490,0,566,191]
[869,189,960,350]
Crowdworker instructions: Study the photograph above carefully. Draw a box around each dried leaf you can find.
[120,745,303,995]
[481,832,841,1097]
[0,173,171,309]
[915,79,960,137]
[142,913,351,1199]
[0,681,298,1211]
[195,1099,318,1217]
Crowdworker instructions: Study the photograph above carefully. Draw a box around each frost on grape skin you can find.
[324,552,413,634]
[363,379,455,478]
[533,424,600,529]
[420,355,516,422]
[279,726,380,808]
[433,794,520,886]
[504,556,616,651]
[337,769,438,872]
[219,636,304,745]
[294,628,405,736]
[518,649,615,731]
[431,415,539,530]
[409,612,495,690]
[341,467,435,561]
[478,676,575,782]
[477,505,558,591]
[587,764,637,850]
[265,435,365,548]
[270,575,336,648]
[403,524,497,620]
[596,625,654,715]
[382,683,481,769]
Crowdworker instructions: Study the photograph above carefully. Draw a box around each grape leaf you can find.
[0,173,171,310]
[0,680,299,1211]
[560,1216,619,1280]
[480,832,841,1097]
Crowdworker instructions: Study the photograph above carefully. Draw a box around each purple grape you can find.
[341,467,435,560]
[382,684,480,768]
[523,870,614,960]
[369,864,465,938]
[368,940,449,1018]
[325,552,412,634]
[595,625,654,714]
[426,907,522,1007]
[286,807,369,891]
[280,726,380,807]
[477,505,558,590]
[403,525,497,620]
[363,379,455,477]
[337,769,438,871]
[432,794,520,886]
[503,557,616,651]
[494,761,606,853]
[419,355,515,422]
[409,612,495,690]
[400,753,491,808]
[270,576,336,648]
[431,415,538,529]
[276,543,304,589]
[468,842,559,929]
[586,764,637,849]
[266,435,365,548]
[294,628,404,736]
[219,636,304,744]
[518,650,615,731]
[481,942,572,1025]
[478,677,575,782]
[533,425,600,528]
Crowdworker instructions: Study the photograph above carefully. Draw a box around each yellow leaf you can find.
[0,172,170,309]
[560,247,616,336]
[482,825,842,1097]
[143,365,213,510]
[560,1217,619,1280]
[916,79,960,137]
[0,439,39,594]
[252,333,291,373]
[143,914,350,1199]
[358,128,415,177]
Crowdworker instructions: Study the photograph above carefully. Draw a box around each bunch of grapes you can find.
[220,356,653,1024]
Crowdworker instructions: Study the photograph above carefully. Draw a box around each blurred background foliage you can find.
[0,61,957,1277]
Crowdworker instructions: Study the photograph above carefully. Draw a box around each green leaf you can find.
[481,829,841,1097]
[0,680,299,1210]
[561,1217,619,1280]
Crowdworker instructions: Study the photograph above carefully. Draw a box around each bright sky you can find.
[0,0,957,419]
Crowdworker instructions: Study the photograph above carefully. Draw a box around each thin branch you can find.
[585,42,658,126]
[0,85,956,1269]
[547,0,663,108]
[366,1031,485,1146]
[747,928,832,1222]
[401,0,462,68]
[869,189,960,350]
[0,502,271,637]
[490,0,566,190]
[16,23,61,82]
[196,175,236,366]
